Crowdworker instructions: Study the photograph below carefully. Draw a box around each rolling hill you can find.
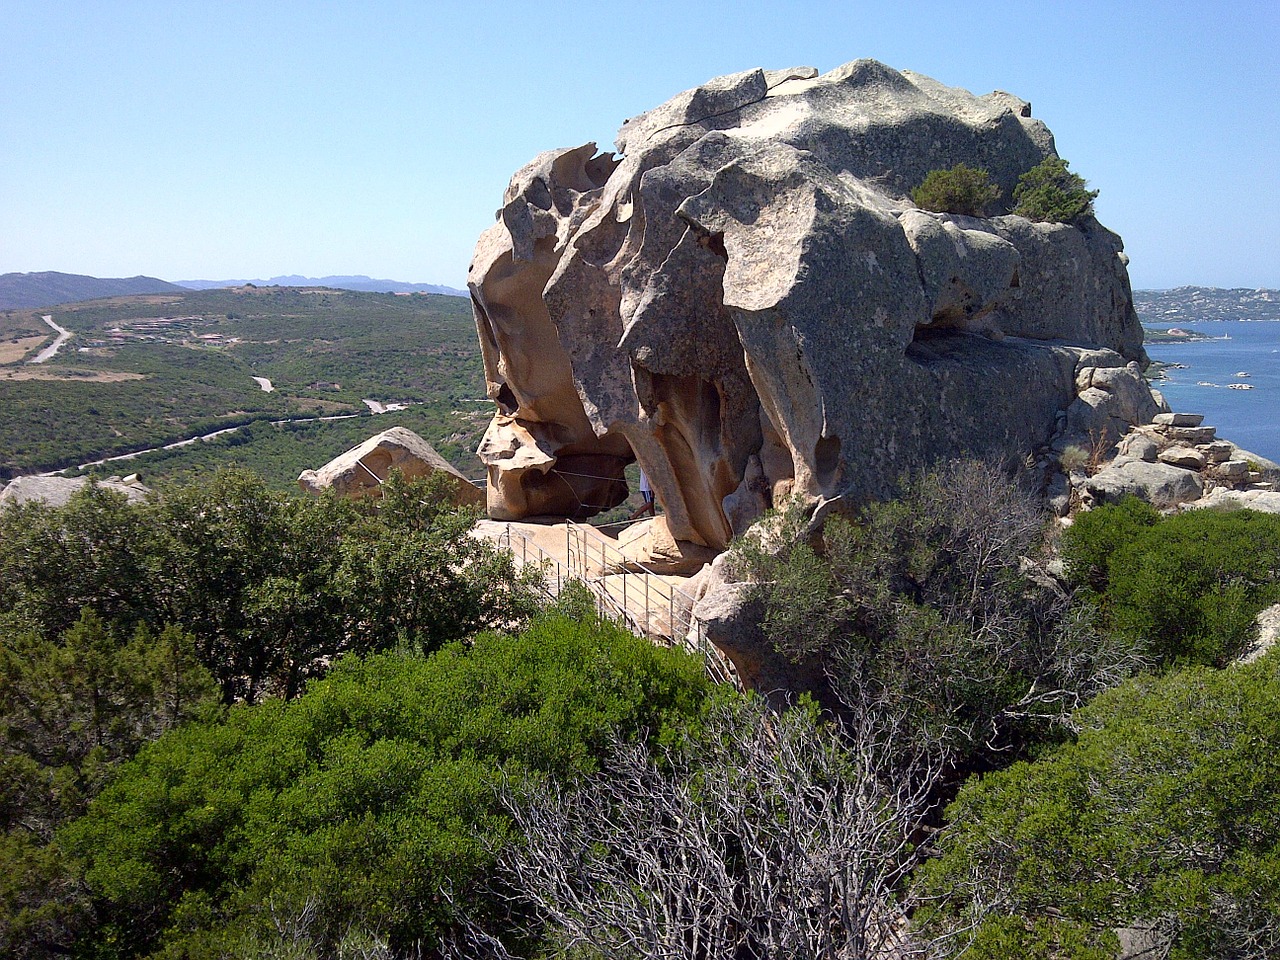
[0,271,184,310]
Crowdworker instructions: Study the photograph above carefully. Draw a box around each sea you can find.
[1143,320,1280,463]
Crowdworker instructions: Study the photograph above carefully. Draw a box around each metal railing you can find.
[493,521,740,688]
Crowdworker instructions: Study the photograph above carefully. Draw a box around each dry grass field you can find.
[0,335,50,363]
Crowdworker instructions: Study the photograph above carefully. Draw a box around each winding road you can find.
[36,413,368,477]
[29,315,72,364]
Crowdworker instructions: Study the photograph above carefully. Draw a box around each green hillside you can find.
[0,287,486,484]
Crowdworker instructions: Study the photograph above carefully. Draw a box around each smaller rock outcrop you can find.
[0,474,149,509]
[610,516,720,575]
[1242,603,1280,663]
[1056,411,1280,515]
[298,427,483,505]
[690,553,831,707]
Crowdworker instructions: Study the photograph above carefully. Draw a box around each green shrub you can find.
[911,163,1001,216]
[1108,508,1280,666]
[1013,156,1099,223]
[59,611,714,957]
[1060,496,1161,596]
[1064,502,1280,668]
[916,652,1280,959]
[1057,444,1090,474]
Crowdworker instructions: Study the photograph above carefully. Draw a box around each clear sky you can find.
[2,0,1276,290]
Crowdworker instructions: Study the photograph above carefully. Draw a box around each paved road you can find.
[29,315,72,363]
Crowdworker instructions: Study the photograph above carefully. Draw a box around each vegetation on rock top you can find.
[1012,156,1099,224]
[911,163,1001,217]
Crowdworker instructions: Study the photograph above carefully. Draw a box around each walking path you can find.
[473,517,739,686]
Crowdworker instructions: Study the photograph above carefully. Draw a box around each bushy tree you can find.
[0,469,541,704]
[0,612,219,960]
[0,484,154,639]
[59,610,713,957]
[1013,156,1099,223]
[912,163,1001,217]
[916,651,1280,959]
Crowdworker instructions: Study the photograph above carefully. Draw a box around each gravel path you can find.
[29,315,72,363]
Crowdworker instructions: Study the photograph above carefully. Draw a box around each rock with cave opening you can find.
[468,59,1148,559]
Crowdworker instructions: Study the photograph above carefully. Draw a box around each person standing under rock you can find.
[631,470,656,519]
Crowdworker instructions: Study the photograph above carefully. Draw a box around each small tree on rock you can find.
[1013,156,1099,224]
[912,163,1001,217]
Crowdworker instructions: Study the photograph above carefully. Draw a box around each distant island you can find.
[1134,286,1279,323]
[1143,326,1212,343]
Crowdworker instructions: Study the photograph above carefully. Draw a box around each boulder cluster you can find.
[1070,413,1280,516]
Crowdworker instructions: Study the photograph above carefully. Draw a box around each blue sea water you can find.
[1143,320,1280,462]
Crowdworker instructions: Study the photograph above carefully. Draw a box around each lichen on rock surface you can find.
[468,60,1148,551]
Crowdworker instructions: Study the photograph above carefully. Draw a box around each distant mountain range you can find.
[0,271,184,310]
[175,275,467,297]
[0,271,466,310]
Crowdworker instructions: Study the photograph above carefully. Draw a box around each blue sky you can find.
[2,0,1276,290]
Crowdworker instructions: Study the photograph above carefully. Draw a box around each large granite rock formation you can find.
[469,61,1148,551]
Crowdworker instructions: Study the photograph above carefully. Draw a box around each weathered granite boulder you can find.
[1117,432,1158,462]
[470,60,1148,549]
[689,553,832,706]
[1241,603,1280,663]
[611,516,720,575]
[1158,445,1207,470]
[1082,458,1204,508]
[1190,487,1280,515]
[298,427,483,505]
[0,474,149,508]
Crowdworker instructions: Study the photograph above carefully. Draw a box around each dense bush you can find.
[1013,156,1099,223]
[60,610,714,957]
[917,651,1280,959]
[1063,501,1280,667]
[0,612,220,959]
[1060,495,1162,596]
[0,468,546,957]
[911,163,1001,217]
[0,469,540,703]
[735,460,1136,761]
